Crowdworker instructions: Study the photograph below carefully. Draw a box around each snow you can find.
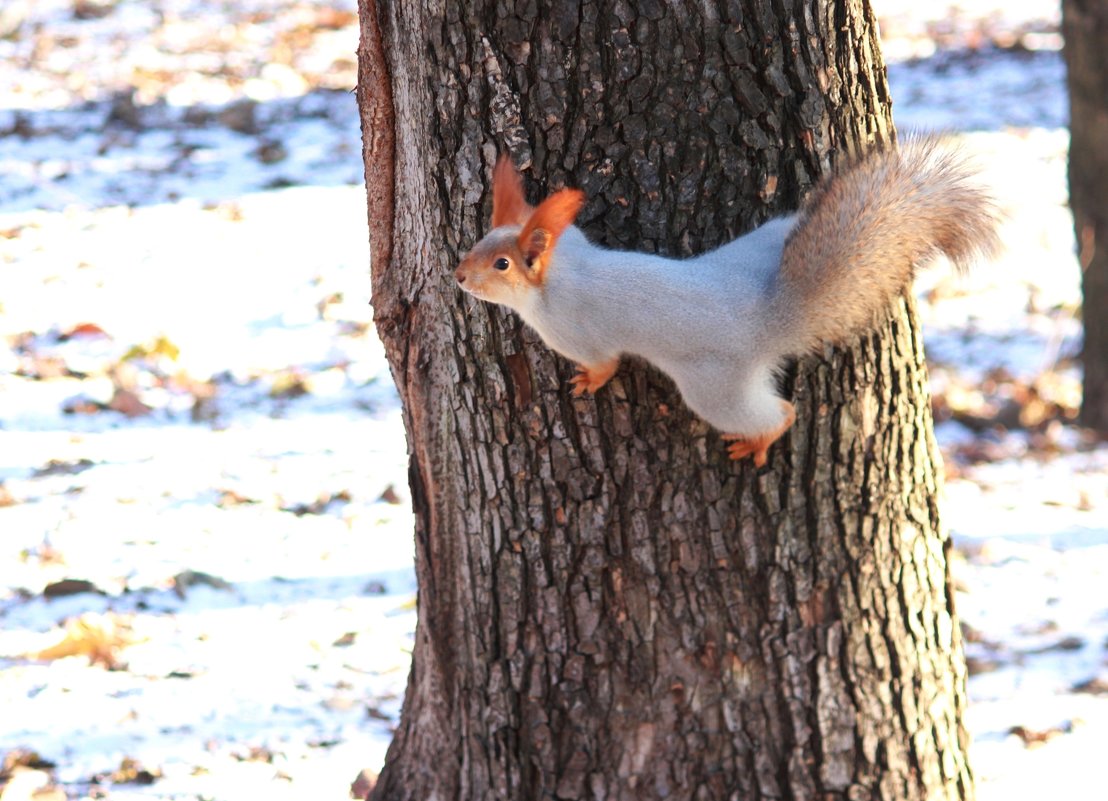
[1,1,1105,799]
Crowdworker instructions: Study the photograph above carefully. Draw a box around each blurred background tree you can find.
[1062,0,1108,432]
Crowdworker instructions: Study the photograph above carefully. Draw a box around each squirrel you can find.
[455,137,1001,466]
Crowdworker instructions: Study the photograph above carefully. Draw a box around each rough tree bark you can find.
[1063,0,1108,432]
[357,1,973,799]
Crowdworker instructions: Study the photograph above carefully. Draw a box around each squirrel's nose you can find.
[455,268,467,284]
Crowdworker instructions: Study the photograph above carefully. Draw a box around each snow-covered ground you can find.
[1,1,1105,799]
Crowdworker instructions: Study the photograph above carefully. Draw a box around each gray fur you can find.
[518,218,798,434]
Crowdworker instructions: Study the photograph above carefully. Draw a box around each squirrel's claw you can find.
[570,372,592,397]
[724,401,797,466]
[570,358,619,397]
[725,438,772,467]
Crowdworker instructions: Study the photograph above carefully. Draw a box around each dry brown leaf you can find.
[121,335,180,363]
[61,397,104,416]
[1008,720,1078,747]
[270,370,309,399]
[58,322,110,341]
[42,578,102,599]
[33,612,133,669]
[349,768,377,800]
[254,140,287,164]
[171,570,232,600]
[33,458,94,478]
[217,99,258,134]
[108,387,152,418]
[283,490,351,516]
[72,0,117,21]
[377,484,402,505]
[1072,676,1108,695]
[216,489,258,508]
[109,756,160,785]
[231,746,275,764]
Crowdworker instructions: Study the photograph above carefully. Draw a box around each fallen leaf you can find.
[1008,720,1077,747]
[1016,620,1059,637]
[1024,635,1085,654]
[171,570,232,600]
[33,459,94,478]
[965,655,1005,676]
[254,139,287,164]
[108,387,152,418]
[121,335,180,363]
[270,371,310,399]
[216,489,259,508]
[108,756,160,785]
[231,746,275,764]
[106,89,142,128]
[72,0,117,22]
[42,579,102,599]
[217,99,259,134]
[61,397,105,416]
[1072,677,1108,695]
[57,322,110,341]
[349,768,378,800]
[377,484,402,505]
[283,490,351,516]
[33,613,133,669]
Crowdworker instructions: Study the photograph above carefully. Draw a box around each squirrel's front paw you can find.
[723,401,797,466]
[570,358,620,397]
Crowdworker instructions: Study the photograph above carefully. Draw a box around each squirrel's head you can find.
[455,156,584,309]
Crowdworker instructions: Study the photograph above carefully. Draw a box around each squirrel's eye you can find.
[494,257,510,271]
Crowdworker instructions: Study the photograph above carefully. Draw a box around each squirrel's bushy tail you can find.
[772,135,1002,352]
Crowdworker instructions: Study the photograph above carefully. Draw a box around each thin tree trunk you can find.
[1063,0,1108,432]
[357,1,973,799]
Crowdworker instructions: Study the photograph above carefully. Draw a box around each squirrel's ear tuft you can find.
[491,156,531,228]
[519,188,585,270]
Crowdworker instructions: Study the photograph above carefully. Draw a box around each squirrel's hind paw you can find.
[725,438,773,466]
[570,358,620,397]
[723,401,797,466]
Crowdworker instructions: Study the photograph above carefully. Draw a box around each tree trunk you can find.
[356,1,973,799]
[1063,0,1108,432]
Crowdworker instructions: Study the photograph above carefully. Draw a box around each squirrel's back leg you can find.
[722,400,796,466]
[671,361,795,466]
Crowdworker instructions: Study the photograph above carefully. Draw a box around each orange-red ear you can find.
[518,189,585,273]
[491,156,532,228]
